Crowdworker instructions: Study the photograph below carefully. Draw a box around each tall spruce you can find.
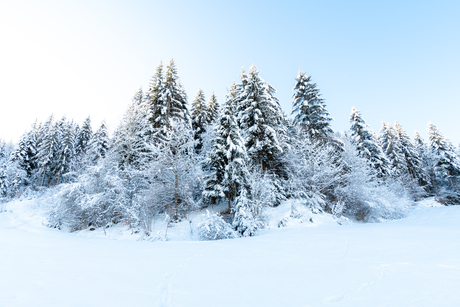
[394,121,424,182]
[160,59,190,128]
[237,65,283,171]
[292,69,333,143]
[203,94,249,211]
[427,122,460,190]
[207,91,219,123]
[191,88,210,152]
[380,121,405,176]
[349,108,390,179]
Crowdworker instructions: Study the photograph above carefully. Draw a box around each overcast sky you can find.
[1,0,459,145]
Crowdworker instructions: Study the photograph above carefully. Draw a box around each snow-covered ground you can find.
[1,198,459,307]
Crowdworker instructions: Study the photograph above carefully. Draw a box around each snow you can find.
[1,198,459,306]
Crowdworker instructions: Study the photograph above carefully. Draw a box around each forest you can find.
[1,59,459,239]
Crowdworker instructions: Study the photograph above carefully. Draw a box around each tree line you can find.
[1,59,459,237]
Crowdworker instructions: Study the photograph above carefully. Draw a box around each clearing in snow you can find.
[0,199,459,307]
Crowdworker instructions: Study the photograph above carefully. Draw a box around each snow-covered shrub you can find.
[278,200,314,227]
[247,166,285,208]
[196,210,237,240]
[336,135,414,222]
[232,188,263,237]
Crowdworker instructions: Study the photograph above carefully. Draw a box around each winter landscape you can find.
[1,1,459,307]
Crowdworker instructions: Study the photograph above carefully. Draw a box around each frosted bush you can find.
[196,210,237,241]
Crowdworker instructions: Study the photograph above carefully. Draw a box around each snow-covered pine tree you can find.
[0,164,8,202]
[427,122,460,191]
[112,93,153,171]
[75,116,93,160]
[232,185,262,236]
[414,131,433,190]
[159,59,190,129]
[207,91,219,123]
[379,121,406,176]
[203,94,249,211]
[349,108,390,179]
[292,69,333,143]
[53,118,77,184]
[9,129,38,183]
[394,122,424,183]
[87,121,110,164]
[36,115,61,186]
[237,65,283,171]
[146,61,166,141]
[191,88,210,152]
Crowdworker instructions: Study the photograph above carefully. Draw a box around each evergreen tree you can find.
[427,122,460,190]
[232,185,262,237]
[414,131,433,189]
[380,121,406,176]
[292,69,333,143]
[87,121,110,164]
[36,115,60,186]
[394,121,424,182]
[0,164,8,200]
[207,91,219,123]
[203,96,249,211]
[160,59,190,128]
[9,130,38,181]
[112,95,152,171]
[349,108,390,179]
[146,61,165,137]
[191,88,210,152]
[75,116,93,158]
[237,65,283,171]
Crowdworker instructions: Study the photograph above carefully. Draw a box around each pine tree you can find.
[191,88,210,152]
[427,122,460,190]
[87,121,110,164]
[207,91,219,123]
[36,115,60,186]
[0,164,8,200]
[414,131,433,190]
[349,108,390,179]
[146,62,165,136]
[75,116,93,158]
[9,129,38,181]
[203,95,249,211]
[379,121,406,176]
[160,59,190,128]
[394,121,424,182]
[112,95,153,171]
[232,185,261,237]
[292,69,333,143]
[237,64,283,171]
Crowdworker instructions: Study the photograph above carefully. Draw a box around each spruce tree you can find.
[427,122,460,190]
[207,91,219,123]
[203,95,249,211]
[414,131,433,190]
[380,121,405,176]
[75,116,93,158]
[87,121,110,164]
[237,64,283,171]
[146,61,165,136]
[112,95,152,170]
[349,107,390,179]
[191,88,210,152]
[292,69,333,143]
[160,59,190,128]
[394,121,424,182]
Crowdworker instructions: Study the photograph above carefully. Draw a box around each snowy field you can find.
[1,199,459,307]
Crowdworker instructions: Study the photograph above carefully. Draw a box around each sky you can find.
[1,0,459,145]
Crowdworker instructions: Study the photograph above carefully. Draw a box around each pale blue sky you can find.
[1,0,459,144]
